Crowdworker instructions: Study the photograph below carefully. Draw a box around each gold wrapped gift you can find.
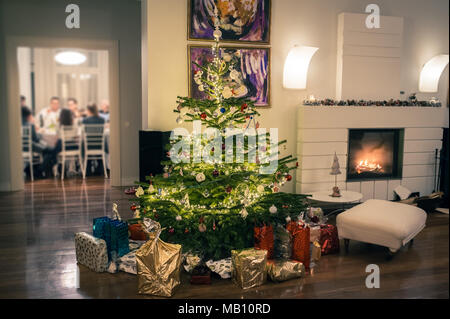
[311,241,321,262]
[267,260,305,282]
[231,248,267,289]
[136,218,182,297]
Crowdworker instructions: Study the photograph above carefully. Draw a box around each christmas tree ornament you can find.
[269,205,278,214]
[134,208,141,219]
[286,216,292,223]
[148,183,155,193]
[286,174,293,181]
[213,29,222,40]
[169,227,175,234]
[176,215,182,221]
[330,152,342,197]
[198,223,207,232]
[196,172,206,183]
[163,172,169,178]
[226,185,232,193]
[213,220,216,231]
[184,228,189,234]
[130,204,137,211]
[257,185,265,193]
[176,116,184,124]
[179,168,183,176]
[240,208,248,219]
[135,186,145,198]
[212,169,219,177]
[220,107,226,113]
[203,190,210,198]
[200,113,207,120]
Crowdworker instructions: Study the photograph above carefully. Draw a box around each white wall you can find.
[146,0,449,193]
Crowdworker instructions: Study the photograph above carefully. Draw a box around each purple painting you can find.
[189,0,271,43]
[189,46,270,106]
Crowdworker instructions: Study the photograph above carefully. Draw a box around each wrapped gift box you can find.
[267,260,305,282]
[319,224,340,255]
[254,224,274,259]
[231,248,267,289]
[274,224,292,260]
[190,265,211,285]
[136,218,182,297]
[93,216,130,259]
[287,221,311,270]
[75,232,108,272]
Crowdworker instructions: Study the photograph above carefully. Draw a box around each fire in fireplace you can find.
[347,129,404,181]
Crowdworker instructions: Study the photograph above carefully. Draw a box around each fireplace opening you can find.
[347,129,404,181]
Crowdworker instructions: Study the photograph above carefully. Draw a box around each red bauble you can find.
[184,228,189,234]
[213,170,219,177]
[296,162,299,167]
[200,113,207,119]
[130,205,137,211]
[169,227,175,234]
[213,222,216,231]
[286,174,292,181]
[199,216,204,223]
[226,186,232,193]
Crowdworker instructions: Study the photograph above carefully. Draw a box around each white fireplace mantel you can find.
[296,106,449,201]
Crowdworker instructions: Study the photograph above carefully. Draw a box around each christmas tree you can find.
[133,10,307,260]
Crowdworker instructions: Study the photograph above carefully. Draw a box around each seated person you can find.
[21,106,53,177]
[54,108,78,154]
[83,103,105,125]
[52,108,81,176]
[82,104,109,176]
[37,96,61,134]
[99,99,110,123]
[67,97,81,120]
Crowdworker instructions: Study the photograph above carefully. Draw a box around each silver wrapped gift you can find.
[75,232,108,272]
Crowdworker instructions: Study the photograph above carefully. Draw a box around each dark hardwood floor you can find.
[0,177,448,299]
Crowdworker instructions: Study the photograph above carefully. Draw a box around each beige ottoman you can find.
[336,199,427,256]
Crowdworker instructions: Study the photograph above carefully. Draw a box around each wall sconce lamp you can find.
[419,54,449,93]
[283,45,319,89]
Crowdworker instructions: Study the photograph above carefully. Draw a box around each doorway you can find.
[5,37,121,190]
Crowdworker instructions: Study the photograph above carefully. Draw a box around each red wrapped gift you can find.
[254,224,274,259]
[128,223,148,241]
[287,222,310,270]
[319,224,340,255]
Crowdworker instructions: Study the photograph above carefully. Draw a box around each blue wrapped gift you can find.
[93,216,130,259]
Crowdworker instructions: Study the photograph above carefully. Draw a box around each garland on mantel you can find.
[303,96,442,107]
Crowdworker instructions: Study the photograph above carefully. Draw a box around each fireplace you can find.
[347,129,404,181]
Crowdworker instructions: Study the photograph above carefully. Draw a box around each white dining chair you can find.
[58,125,83,180]
[82,124,108,179]
[22,126,43,182]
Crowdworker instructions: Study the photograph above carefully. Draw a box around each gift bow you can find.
[112,203,121,221]
[142,218,166,247]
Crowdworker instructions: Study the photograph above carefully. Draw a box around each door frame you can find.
[5,36,121,190]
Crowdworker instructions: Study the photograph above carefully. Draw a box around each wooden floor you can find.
[0,177,448,299]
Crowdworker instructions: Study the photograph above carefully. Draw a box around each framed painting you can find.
[188,0,271,44]
[188,45,270,106]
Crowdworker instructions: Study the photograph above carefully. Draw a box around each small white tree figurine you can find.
[330,152,342,197]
